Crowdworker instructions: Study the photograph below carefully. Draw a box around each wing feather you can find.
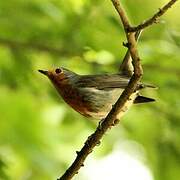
[76,74,129,90]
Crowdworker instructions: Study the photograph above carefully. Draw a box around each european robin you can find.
[38,67,155,119]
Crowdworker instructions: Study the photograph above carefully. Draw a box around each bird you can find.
[38,67,155,119]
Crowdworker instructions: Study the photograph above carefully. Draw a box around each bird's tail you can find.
[134,95,155,104]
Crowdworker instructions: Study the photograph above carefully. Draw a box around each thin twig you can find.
[119,30,142,76]
[128,0,178,32]
[111,0,130,31]
[111,0,143,76]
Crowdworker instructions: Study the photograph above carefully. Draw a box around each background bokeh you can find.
[0,0,180,179]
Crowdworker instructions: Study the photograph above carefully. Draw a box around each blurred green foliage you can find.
[0,0,180,179]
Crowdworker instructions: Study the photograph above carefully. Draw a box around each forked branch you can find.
[57,0,178,179]
[128,0,178,32]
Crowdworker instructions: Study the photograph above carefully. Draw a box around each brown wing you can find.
[76,74,130,90]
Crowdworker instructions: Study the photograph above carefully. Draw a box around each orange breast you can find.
[54,81,92,117]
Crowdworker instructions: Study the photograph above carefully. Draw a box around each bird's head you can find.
[38,67,77,86]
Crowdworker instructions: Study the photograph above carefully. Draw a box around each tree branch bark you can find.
[57,0,177,179]
[58,1,140,179]
[119,30,142,76]
[127,0,178,32]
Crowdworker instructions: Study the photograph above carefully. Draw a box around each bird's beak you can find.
[38,69,48,76]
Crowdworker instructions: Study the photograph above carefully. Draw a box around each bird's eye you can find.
[55,68,62,74]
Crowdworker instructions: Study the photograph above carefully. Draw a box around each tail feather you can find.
[134,95,155,104]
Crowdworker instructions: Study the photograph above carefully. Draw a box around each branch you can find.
[57,0,177,179]
[111,0,130,30]
[58,84,139,180]
[128,0,178,32]
[58,1,142,180]
[119,30,142,76]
